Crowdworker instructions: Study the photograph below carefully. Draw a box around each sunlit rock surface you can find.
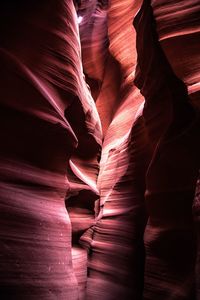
[0,1,101,299]
[78,0,200,299]
[0,0,200,299]
[76,0,152,299]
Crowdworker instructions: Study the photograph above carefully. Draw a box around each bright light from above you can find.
[77,15,83,24]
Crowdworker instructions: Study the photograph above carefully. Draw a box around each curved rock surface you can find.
[0,1,101,299]
[0,0,200,299]
[134,1,200,299]
[151,0,200,107]
[78,0,200,299]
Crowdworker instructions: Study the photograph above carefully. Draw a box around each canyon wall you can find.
[0,1,101,299]
[77,0,200,299]
[0,0,200,299]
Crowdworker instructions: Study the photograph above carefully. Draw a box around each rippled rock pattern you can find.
[134,1,200,299]
[151,0,200,107]
[77,0,150,299]
[0,0,200,299]
[78,0,200,299]
[0,1,101,299]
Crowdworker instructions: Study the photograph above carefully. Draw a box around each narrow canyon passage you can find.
[0,1,200,300]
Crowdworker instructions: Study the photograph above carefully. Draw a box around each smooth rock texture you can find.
[134,1,200,299]
[0,0,200,299]
[77,1,148,299]
[0,1,101,299]
[78,0,200,299]
[151,0,200,107]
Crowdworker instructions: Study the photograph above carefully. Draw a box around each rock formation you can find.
[0,0,200,299]
[0,1,101,299]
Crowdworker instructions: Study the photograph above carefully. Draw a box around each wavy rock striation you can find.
[78,0,200,299]
[0,1,101,299]
[0,0,200,299]
[134,1,200,299]
[78,0,150,299]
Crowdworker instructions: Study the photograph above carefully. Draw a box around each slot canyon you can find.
[0,0,200,299]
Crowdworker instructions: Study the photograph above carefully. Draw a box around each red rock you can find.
[1,0,200,299]
[0,1,101,299]
[134,1,200,299]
